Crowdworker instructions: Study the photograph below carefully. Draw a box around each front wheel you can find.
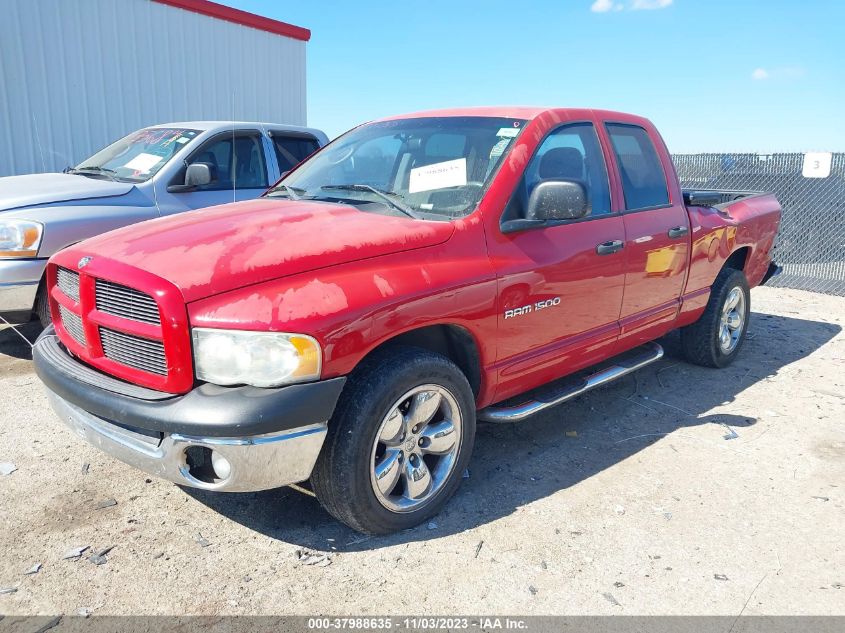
[680,267,750,368]
[34,284,52,328]
[311,346,476,534]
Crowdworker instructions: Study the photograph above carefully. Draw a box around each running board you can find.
[477,342,664,423]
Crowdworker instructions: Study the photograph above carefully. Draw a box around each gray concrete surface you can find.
[0,286,843,616]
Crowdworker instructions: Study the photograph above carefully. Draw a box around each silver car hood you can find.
[0,173,134,212]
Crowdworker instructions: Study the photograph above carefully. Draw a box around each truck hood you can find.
[0,173,134,211]
[75,198,456,302]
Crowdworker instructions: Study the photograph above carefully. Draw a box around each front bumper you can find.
[34,329,346,492]
[47,391,328,492]
[0,258,46,316]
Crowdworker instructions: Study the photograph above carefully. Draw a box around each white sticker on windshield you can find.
[497,127,520,138]
[409,158,467,194]
[124,152,164,173]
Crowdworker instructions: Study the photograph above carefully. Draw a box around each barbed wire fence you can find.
[673,153,845,296]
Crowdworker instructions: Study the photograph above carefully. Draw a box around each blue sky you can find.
[231,0,844,152]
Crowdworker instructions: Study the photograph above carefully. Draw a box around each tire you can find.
[680,267,750,368]
[311,346,476,534]
[34,284,52,328]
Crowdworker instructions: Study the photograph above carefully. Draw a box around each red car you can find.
[34,108,781,534]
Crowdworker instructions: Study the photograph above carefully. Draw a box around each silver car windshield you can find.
[72,127,200,183]
[267,117,526,220]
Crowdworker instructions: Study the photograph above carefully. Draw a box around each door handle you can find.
[596,240,624,255]
[668,226,689,239]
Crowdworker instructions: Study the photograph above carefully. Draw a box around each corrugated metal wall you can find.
[0,0,307,176]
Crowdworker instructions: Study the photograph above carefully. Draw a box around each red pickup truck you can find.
[34,108,781,534]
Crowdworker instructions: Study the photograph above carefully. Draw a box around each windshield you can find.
[73,127,200,182]
[267,117,526,220]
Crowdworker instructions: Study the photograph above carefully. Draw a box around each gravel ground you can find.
[0,286,843,616]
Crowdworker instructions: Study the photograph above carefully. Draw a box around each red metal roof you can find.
[152,0,310,41]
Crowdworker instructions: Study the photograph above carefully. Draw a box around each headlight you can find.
[0,219,43,257]
[192,328,322,388]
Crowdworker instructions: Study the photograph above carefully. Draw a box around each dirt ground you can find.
[0,286,843,616]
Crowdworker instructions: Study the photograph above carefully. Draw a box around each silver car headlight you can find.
[192,328,322,388]
[0,219,43,258]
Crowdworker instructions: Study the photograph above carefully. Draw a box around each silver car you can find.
[0,121,328,324]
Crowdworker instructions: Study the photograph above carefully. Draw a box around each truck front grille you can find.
[56,267,80,302]
[99,328,168,376]
[58,304,86,345]
[48,257,194,393]
[95,279,161,325]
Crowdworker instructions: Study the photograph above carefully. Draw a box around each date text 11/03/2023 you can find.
[306,617,529,630]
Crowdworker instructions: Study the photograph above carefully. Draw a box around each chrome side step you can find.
[477,341,664,423]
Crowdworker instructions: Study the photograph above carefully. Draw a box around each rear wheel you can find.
[311,346,475,534]
[681,268,750,368]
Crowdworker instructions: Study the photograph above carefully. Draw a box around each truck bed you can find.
[682,189,782,291]
[682,188,767,209]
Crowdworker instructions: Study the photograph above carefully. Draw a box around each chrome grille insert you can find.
[58,305,86,345]
[95,280,161,325]
[100,328,167,376]
[56,268,80,302]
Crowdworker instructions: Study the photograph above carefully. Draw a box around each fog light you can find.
[210,450,232,480]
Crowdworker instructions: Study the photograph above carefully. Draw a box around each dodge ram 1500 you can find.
[33,107,781,534]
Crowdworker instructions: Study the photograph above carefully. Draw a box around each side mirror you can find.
[526,179,589,222]
[185,162,213,187]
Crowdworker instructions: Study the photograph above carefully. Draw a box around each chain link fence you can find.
[673,153,845,296]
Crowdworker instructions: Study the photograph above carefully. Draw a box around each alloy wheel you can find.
[718,286,746,354]
[369,385,463,513]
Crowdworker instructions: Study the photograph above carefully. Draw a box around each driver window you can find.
[186,133,268,191]
[521,123,611,217]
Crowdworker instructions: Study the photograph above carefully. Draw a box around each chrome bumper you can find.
[46,391,328,492]
[0,258,46,313]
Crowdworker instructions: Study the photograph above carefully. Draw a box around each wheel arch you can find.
[723,246,751,272]
[356,324,483,398]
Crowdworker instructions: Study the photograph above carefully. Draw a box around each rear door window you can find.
[271,133,320,173]
[605,124,670,210]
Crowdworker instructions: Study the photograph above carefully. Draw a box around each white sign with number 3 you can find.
[802,152,832,179]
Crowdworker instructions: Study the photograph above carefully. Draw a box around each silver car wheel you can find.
[718,286,746,354]
[369,385,463,513]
